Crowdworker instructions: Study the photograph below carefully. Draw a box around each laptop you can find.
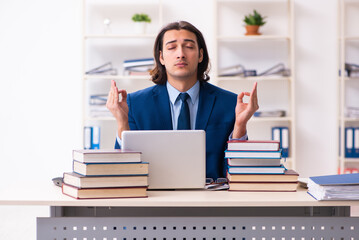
[122,130,206,189]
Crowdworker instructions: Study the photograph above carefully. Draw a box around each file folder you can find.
[83,126,92,150]
[92,126,100,149]
[355,128,359,157]
[272,127,289,158]
[345,127,354,158]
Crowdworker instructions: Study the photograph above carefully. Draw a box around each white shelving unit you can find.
[82,0,163,148]
[338,0,359,174]
[81,0,296,162]
[213,0,296,169]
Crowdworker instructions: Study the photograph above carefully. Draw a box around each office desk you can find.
[1,183,359,239]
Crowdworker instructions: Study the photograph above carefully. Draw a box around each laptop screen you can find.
[122,130,206,189]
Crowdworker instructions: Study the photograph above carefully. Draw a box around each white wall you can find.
[0,0,340,239]
[0,0,83,236]
[0,0,83,183]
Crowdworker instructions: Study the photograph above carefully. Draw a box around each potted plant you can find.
[243,10,266,36]
[132,13,151,34]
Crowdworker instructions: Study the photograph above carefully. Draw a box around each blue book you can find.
[227,165,286,174]
[123,58,154,68]
[123,58,154,63]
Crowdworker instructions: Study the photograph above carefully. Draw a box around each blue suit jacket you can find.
[115,81,237,179]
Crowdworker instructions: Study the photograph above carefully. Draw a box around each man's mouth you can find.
[175,62,187,67]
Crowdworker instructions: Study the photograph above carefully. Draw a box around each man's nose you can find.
[176,46,185,59]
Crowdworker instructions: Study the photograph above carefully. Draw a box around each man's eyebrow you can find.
[165,39,196,45]
[183,39,196,43]
[165,40,177,45]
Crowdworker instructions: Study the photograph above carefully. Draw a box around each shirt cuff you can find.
[228,131,248,141]
[116,134,122,148]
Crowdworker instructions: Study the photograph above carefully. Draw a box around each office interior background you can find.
[1,0,358,239]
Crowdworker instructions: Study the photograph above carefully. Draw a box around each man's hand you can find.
[106,80,130,138]
[232,82,259,139]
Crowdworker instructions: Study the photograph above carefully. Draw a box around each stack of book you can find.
[62,149,149,199]
[123,58,155,76]
[225,140,299,192]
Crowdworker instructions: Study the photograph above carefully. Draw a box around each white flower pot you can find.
[134,22,147,34]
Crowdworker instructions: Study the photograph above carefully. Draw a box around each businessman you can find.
[106,21,259,179]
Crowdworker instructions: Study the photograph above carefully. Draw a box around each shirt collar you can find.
[166,80,200,105]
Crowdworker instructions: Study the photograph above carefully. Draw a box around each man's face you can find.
[159,29,203,82]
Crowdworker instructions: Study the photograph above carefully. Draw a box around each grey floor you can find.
[1,206,359,240]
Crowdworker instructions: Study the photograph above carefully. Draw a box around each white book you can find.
[227,140,280,151]
[73,149,142,163]
[225,150,282,159]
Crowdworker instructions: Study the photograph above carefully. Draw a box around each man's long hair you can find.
[150,21,210,85]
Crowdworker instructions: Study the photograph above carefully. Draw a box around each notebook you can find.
[122,130,206,189]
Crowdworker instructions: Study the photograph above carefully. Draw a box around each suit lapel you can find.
[152,84,173,130]
[195,82,216,130]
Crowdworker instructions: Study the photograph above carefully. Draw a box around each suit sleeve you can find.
[127,93,138,130]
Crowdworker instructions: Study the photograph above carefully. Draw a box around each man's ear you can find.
[159,51,165,65]
[199,48,203,63]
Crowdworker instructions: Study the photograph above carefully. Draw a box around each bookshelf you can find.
[338,0,359,174]
[82,0,162,148]
[81,0,296,163]
[213,0,296,169]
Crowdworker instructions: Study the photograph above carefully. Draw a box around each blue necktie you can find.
[177,93,191,130]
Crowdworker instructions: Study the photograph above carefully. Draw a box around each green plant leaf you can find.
[132,13,151,23]
[243,9,266,26]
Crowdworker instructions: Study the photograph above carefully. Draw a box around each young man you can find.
[106,21,258,179]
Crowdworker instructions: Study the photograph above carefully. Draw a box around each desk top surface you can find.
[1,182,359,207]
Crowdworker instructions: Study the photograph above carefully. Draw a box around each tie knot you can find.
[179,92,190,102]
